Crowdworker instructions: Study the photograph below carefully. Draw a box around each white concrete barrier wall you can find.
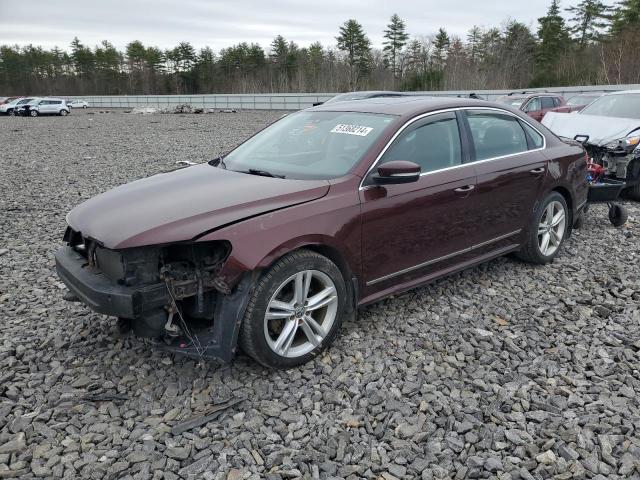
[67,85,640,110]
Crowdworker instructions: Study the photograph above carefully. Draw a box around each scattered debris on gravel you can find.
[1,110,639,479]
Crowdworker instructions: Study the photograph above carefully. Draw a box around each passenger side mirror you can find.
[372,160,421,185]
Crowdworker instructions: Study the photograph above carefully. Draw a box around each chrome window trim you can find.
[366,229,522,286]
[359,106,547,190]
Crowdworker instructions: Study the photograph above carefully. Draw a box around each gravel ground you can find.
[1,110,639,480]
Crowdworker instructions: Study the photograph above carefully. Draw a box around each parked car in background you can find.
[19,98,70,117]
[496,92,570,121]
[543,90,640,200]
[563,93,603,112]
[55,96,587,368]
[317,91,408,106]
[0,97,36,116]
[68,99,89,108]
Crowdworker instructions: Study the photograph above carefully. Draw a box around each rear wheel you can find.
[517,192,568,264]
[239,250,346,368]
[7,109,14,116]
[60,109,69,116]
[29,110,38,117]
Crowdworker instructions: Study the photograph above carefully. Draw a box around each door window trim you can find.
[359,106,547,190]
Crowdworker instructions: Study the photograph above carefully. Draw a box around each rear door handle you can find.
[454,184,475,193]
[529,167,545,174]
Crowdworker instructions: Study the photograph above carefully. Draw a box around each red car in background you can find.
[497,92,570,121]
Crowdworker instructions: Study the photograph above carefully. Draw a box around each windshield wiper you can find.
[240,168,286,179]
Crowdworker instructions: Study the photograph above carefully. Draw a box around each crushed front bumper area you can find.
[55,246,169,318]
[55,246,255,363]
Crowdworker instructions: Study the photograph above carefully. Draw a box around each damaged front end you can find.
[582,135,640,182]
[55,228,253,362]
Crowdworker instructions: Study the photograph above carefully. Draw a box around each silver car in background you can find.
[18,98,70,117]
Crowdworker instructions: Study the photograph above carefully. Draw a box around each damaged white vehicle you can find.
[543,90,640,200]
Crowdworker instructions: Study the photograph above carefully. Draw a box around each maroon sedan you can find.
[55,97,588,368]
[497,93,570,121]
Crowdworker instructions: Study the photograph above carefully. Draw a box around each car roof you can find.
[607,89,640,96]
[309,96,517,117]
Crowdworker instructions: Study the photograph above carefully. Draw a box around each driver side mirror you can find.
[371,160,421,185]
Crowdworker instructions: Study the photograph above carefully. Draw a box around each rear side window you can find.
[380,112,462,173]
[541,97,555,109]
[520,121,544,149]
[51,101,62,105]
[466,110,529,160]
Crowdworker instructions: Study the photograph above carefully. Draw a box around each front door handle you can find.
[454,184,475,193]
[529,167,545,174]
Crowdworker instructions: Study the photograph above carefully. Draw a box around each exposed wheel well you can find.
[551,186,574,234]
[299,244,358,312]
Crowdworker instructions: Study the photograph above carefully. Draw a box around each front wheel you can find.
[517,192,569,264]
[60,109,69,116]
[239,250,346,368]
[7,109,15,116]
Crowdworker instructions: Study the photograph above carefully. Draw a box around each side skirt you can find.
[358,243,520,307]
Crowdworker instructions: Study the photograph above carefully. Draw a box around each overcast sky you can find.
[1,0,558,52]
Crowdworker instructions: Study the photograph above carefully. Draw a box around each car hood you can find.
[542,112,640,146]
[67,163,330,249]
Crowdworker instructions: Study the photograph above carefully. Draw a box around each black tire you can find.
[608,204,628,227]
[517,191,569,265]
[239,249,347,368]
[83,105,87,109]
[60,109,69,116]
[29,110,38,117]
[7,109,14,116]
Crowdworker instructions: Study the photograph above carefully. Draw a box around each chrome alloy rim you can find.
[538,200,566,256]
[263,270,338,358]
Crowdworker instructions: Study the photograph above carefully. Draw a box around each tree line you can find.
[1,0,639,96]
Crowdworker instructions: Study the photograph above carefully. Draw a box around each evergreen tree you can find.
[336,19,372,90]
[566,0,611,43]
[383,14,409,80]
[433,28,450,68]
[611,0,640,32]
[536,0,571,85]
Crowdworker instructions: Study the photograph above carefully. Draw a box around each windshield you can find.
[566,95,598,106]
[497,96,527,107]
[220,111,396,180]
[580,93,640,119]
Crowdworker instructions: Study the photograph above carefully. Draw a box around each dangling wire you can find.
[163,274,205,357]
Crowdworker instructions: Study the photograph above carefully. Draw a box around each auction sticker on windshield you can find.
[330,124,373,136]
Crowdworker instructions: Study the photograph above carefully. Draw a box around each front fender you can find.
[196,179,362,290]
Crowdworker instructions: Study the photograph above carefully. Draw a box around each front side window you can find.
[525,97,541,112]
[466,110,529,160]
[221,111,396,180]
[379,113,462,174]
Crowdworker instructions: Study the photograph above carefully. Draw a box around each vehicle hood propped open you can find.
[542,112,640,146]
[66,164,330,249]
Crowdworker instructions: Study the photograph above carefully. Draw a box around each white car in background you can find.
[68,99,89,109]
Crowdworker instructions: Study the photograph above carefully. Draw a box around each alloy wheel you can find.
[537,200,566,256]
[263,269,338,358]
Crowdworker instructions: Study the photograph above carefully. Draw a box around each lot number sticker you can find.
[330,124,373,136]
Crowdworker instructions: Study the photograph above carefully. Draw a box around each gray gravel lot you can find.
[1,110,639,480]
